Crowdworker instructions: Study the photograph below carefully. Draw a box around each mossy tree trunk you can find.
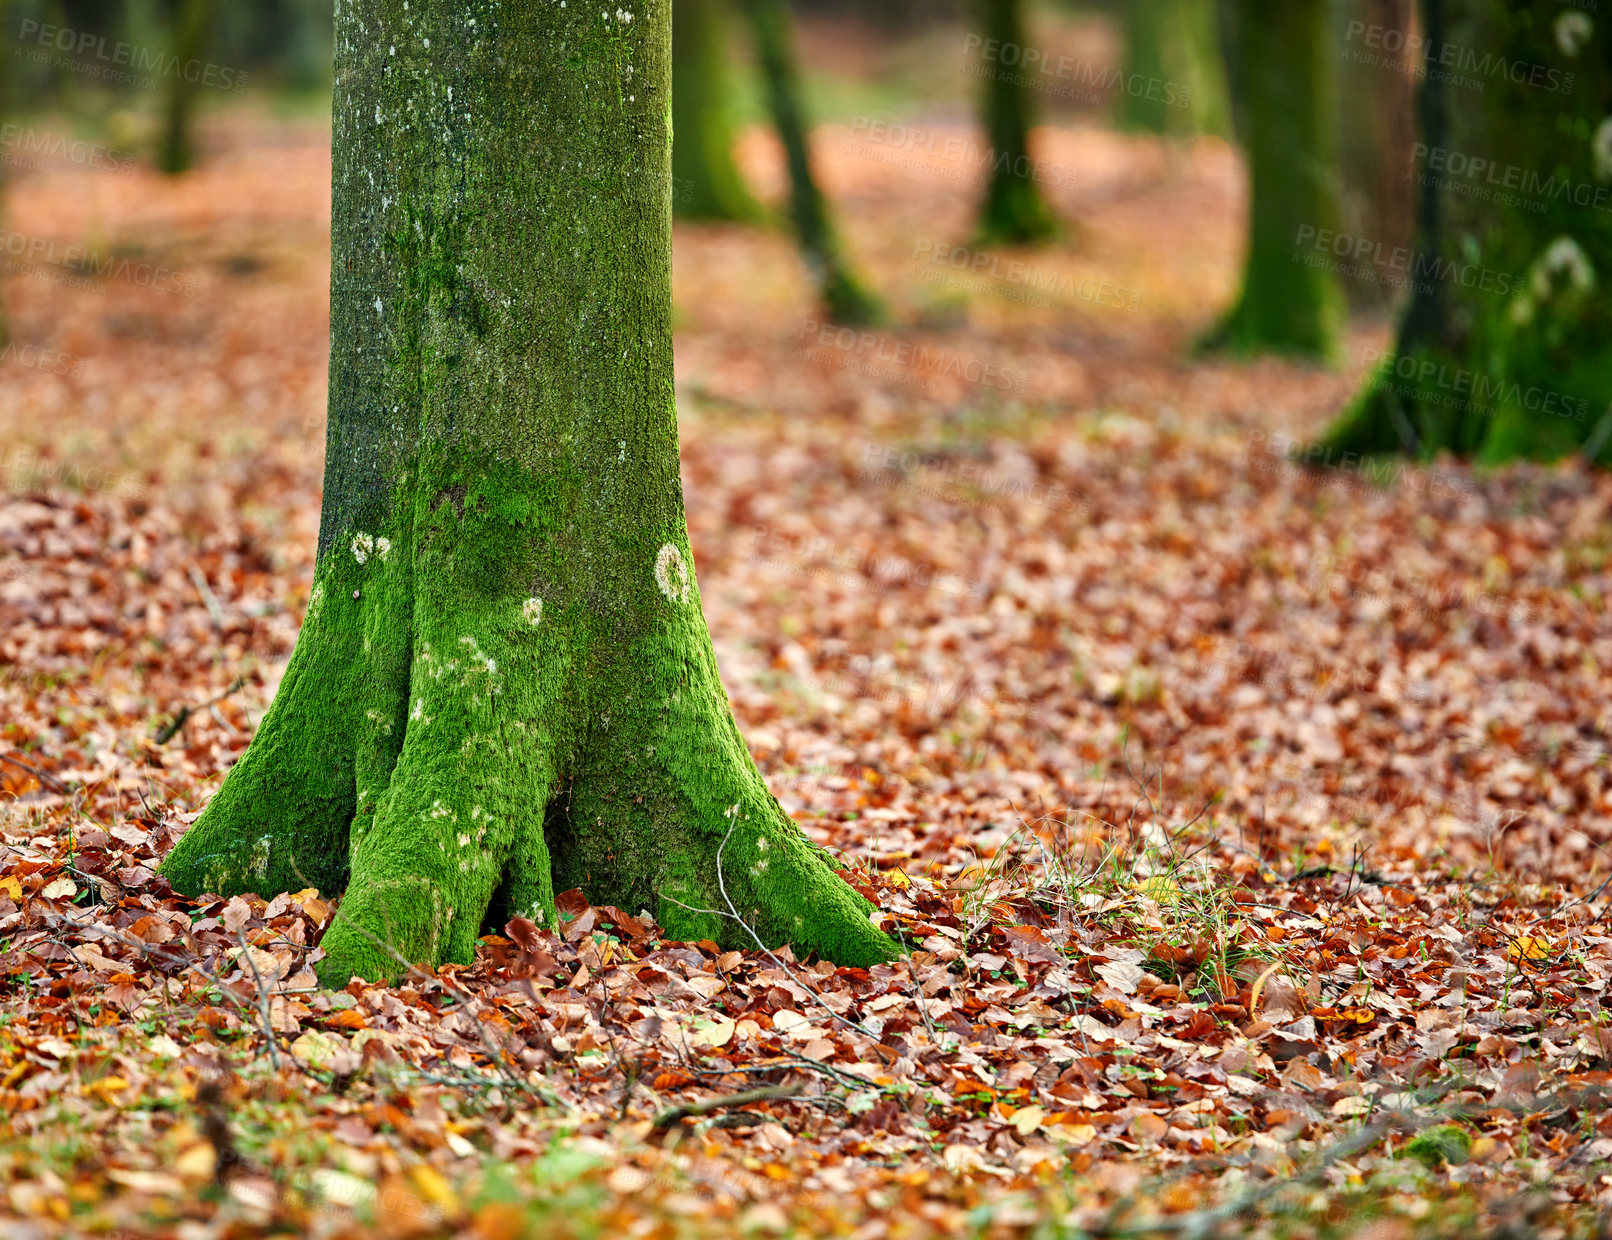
[975,0,1060,245]
[673,0,761,222]
[1202,0,1343,360]
[742,0,883,324]
[1119,0,1229,138]
[1322,0,1612,464]
[159,0,222,174]
[159,0,897,985]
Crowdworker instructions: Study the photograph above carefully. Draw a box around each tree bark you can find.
[1203,0,1344,360]
[159,0,222,175]
[159,0,897,984]
[673,0,761,222]
[975,0,1060,245]
[1322,0,1612,463]
[742,0,883,324]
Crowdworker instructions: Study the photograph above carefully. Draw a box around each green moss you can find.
[1401,1125,1472,1169]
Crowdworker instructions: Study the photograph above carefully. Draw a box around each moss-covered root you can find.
[159,567,400,901]
[552,552,900,968]
[976,174,1061,248]
[315,625,566,985]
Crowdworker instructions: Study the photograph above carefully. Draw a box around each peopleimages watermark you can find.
[959,33,1193,110]
[1245,429,1478,501]
[0,229,198,297]
[16,18,249,93]
[1411,143,1612,217]
[843,117,1071,189]
[909,238,1142,313]
[1342,20,1574,95]
[746,524,988,600]
[0,341,85,379]
[1305,550,1537,626]
[859,440,1089,516]
[0,444,145,500]
[795,320,1028,395]
[0,124,134,175]
[1292,224,1520,299]
[1357,345,1590,423]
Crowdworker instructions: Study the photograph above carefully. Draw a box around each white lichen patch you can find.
[364,707,394,735]
[459,634,497,676]
[655,544,690,604]
[307,581,324,615]
[410,697,433,725]
[375,536,392,560]
[457,833,471,847]
[757,836,769,850]
[428,800,455,820]
[351,532,375,564]
[522,596,543,627]
[251,836,272,881]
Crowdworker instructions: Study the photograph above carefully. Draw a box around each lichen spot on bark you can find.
[522,596,543,627]
[251,835,271,882]
[655,543,690,603]
[351,532,374,564]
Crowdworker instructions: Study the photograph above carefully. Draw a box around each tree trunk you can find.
[159,0,222,175]
[1333,0,1417,311]
[158,0,897,984]
[1119,0,1229,139]
[1202,0,1343,359]
[1321,0,1612,464]
[743,0,884,324]
[673,0,761,222]
[975,0,1060,245]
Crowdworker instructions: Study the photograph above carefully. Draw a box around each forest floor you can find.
[1,102,1611,1240]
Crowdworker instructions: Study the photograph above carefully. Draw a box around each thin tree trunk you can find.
[160,0,897,983]
[159,0,222,175]
[743,0,883,324]
[673,0,761,222]
[1202,0,1343,359]
[975,0,1060,245]
[1321,0,1612,463]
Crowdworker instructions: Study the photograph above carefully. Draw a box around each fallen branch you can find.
[155,674,249,745]
[0,752,69,794]
[651,1083,802,1130]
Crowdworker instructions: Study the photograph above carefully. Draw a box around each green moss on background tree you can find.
[159,0,899,985]
[742,0,884,325]
[974,0,1061,246]
[1118,0,1230,139]
[1321,0,1612,466]
[673,0,762,222]
[1201,0,1343,360]
[159,0,222,174]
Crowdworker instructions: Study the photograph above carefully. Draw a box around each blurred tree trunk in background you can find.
[673,0,762,221]
[1335,0,1417,310]
[1203,0,1343,359]
[1120,0,1230,138]
[744,0,884,323]
[975,0,1061,244]
[159,0,221,174]
[1322,0,1612,464]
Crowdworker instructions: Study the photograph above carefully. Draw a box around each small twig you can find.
[651,1083,802,1130]
[155,674,249,745]
[188,563,227,630]
[0,752,69,794]
[236,928,281,1072]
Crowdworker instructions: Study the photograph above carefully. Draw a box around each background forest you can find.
[1,1,1611,1238]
